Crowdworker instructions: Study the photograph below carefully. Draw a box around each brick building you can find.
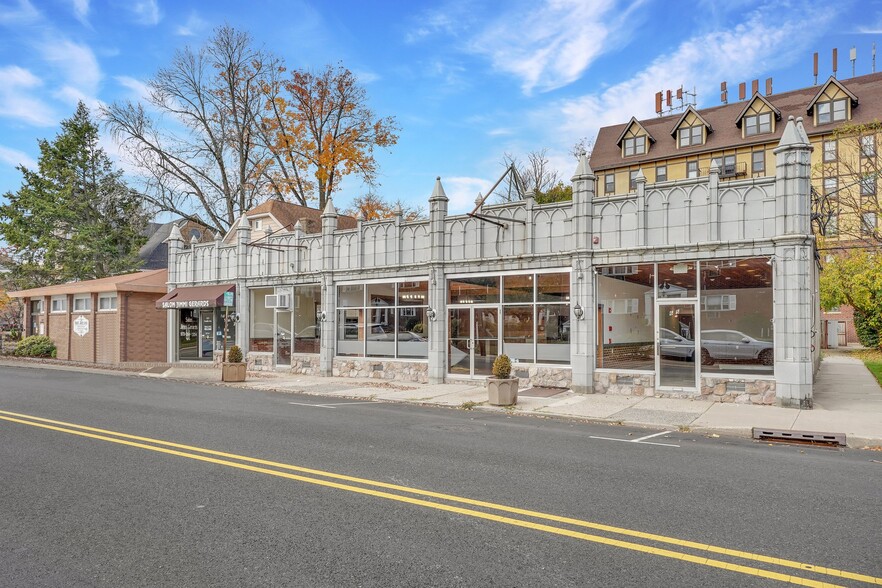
[10,269,168,364]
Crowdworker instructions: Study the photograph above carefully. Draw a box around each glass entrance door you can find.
[657,302,697,388]
[447,306,499,377]
[199,309,214,360]
[275,310,293,366]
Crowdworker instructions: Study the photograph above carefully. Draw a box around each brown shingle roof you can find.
[590,71,882,172]
[246,199,357,233]
[9,269,168,298]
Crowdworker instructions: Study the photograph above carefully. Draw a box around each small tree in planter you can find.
[488,354,518,406]
[222,345,246,382]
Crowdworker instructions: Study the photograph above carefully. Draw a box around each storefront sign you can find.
[73,316,90,337]
[161,300,211,309]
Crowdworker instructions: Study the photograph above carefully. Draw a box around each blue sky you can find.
[0,0,879,216]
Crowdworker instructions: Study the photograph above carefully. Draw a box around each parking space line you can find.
[288,401,376,409]
[589,430,680,448]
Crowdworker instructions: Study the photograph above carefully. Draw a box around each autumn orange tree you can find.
[341,193,424,222]
[261,64,399,210]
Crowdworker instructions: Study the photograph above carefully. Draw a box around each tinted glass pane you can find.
[336,309,363,356]
[367,283,395,307]
[503,305,533,363]
[658,262,697,298]
[503,275,533,303]
[293,285,321,354]
[366,307,395,357]
[397,281,428,306]
[537,304,570,364]
[537,272,569,302]
[337,284,364,307]
[398,307,428,358]
[448,276,499,304]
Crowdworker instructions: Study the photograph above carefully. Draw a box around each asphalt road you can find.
[0,364,880,587]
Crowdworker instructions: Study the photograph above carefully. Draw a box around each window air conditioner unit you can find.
[265,294,290,309]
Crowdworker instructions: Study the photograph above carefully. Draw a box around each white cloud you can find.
[175,10,207,36]
[354,70,380,84]
[0,65,55,126]
[0,0,40,25]
[39,39,102,104]
[546,4,833,148]
[442,175,494,213]
[0,144,37,169]
[128,0,161,26]
[115,76,151,102]
[70,0,89,24]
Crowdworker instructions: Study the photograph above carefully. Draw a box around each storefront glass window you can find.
[337,308,364,356]
[448,276,499,304]
[699,258,774,375]
[537,273,570,302]
[657,262,697,298]
[293,285,321,354]
[502,275,533,303]
[337,284,364,307]
[596,264,655,370]
[398,307,428,358]
[537,304,570,364]
[502,305,534,363]
[250,287,274,352]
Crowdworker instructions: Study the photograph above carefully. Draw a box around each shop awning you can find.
[156,284,236,309]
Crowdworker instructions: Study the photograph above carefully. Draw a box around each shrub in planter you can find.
[15,335,56,358]
[488,354,517,406]
[222,345,246,382]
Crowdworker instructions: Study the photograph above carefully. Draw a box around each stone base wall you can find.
[289,354,321,376]
[513,365,572,389]
[246,351,274,372]
[700,377,776,404]
[332,358,429,383]
[593,371,777,404]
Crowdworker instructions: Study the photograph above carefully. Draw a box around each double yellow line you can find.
[1,409,879,587]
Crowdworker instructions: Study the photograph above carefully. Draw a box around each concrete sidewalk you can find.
[5,351,882,448]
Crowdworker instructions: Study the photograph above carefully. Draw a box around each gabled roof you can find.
[734,93,782,128]
[225,199,358,241]
[9,269,168,298]
[806,76,859,115]
[589,70,882,172]
[669,105,713,138]
[615,117,656,146]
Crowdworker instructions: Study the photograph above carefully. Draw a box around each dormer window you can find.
[816,99,847,124]
[744,112,772,136]
[678,125,703,147]
[252,219,262,230]
[623,136,645,157]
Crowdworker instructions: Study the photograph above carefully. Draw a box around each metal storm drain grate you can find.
[752,427,846,447]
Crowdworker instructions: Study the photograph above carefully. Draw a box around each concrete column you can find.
[214,232,222,281]
[634,168,646,247]
[393,204,403,266]
[570,154,596,394]
[320,200,338,377]
[190,235,199,283]
[235,217,251,351]
[772,116,815,408]
[524,191,535,256]
[428,177,448,385]
[708,160,720,241]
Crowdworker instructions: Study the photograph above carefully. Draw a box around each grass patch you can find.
[459,401,479,410]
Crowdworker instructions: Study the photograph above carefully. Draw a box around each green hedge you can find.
[854,312,880,349]
[15,335,57,358]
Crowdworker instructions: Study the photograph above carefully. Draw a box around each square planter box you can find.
[488,378,518,406]
[222,362,246,382]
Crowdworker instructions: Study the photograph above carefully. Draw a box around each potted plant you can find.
[222,345,246,382]
[487,354,518,406]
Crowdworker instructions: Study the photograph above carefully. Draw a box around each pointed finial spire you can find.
[571,152,593,181]
[166,223,183,243]
[778,115,808,148]
[475,192,484,207]
[634,168,646,182]
[430,176,448,201]
[322,198,337,217]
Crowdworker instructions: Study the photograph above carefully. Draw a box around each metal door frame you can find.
[447,304,500,378]
[655,299,699,391]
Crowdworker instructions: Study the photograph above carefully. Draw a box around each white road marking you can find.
[288,401,376,409]
[589,431,680,448]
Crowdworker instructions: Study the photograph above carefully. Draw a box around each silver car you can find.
[700,330,773,365]
[659,328,695,359]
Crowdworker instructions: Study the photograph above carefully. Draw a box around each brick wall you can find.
[69,310,96,362]
[96,311,120,364]
[48,312,69,359]
[121,292,167,362]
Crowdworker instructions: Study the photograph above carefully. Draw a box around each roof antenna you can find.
[873,43,877,73]
[813,52,819,85]
[850,46,857,78]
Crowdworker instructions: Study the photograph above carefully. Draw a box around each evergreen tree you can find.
[0,102,148,289]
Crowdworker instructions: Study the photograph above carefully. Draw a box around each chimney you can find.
[765,77,773,96]
[751,79,759,95]
[738,82,746,101]
[720,81,728,104]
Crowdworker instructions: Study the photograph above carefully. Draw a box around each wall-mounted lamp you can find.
[426,307,437,322]
[573,303,584,320]
[317,310,327,322]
